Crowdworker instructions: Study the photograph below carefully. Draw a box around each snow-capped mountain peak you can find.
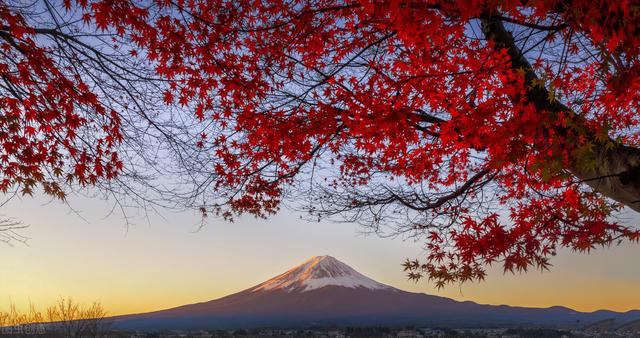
[252,255,394,293]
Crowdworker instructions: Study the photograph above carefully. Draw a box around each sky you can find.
[1,191,639,316]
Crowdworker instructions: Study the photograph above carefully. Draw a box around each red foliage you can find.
[3,0,640,285]
[0,4,122,198]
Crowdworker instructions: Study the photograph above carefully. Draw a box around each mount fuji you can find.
[113,255,640,330]
[251,255,393,293]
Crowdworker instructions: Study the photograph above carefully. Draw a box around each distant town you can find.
[3,325,640,338]
[117,325,640,338]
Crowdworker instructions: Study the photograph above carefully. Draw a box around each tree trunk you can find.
[481,17,640,213]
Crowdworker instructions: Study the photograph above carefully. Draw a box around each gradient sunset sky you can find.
[1,191,639,316]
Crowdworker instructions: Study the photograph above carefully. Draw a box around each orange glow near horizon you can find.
[1,194,639,317]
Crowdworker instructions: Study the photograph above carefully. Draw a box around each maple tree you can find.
[2,0,640,286]
[0,0,202,218]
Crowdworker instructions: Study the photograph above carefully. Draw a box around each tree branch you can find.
[481,15,640,212]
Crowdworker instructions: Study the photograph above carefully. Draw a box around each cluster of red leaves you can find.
[79,0,640,285]
[4,0,639,285]
[0,4,123,199]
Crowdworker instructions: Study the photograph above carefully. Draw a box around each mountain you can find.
[251,255,393,293]
[113,255,640,330]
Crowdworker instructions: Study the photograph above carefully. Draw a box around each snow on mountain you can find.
[252,255,394,293]
[112,255,640,330]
